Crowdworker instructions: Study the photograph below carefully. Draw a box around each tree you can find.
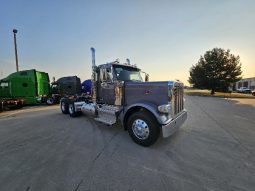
[189,48,242,94]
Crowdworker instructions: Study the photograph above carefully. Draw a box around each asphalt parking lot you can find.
[0,96,254,191]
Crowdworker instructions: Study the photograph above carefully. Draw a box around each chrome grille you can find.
[171,85,184,116]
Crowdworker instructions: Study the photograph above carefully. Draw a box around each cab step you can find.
[94,105,120,125]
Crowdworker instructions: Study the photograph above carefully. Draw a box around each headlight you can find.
[158,104,171,113]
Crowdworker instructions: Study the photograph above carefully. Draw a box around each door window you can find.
[100,68,112,82]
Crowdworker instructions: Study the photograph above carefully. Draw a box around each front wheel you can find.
[127,111,160,146]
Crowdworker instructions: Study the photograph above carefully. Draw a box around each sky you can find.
[0,0,254,85]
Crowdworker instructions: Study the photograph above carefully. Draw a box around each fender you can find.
[120,102,170,128]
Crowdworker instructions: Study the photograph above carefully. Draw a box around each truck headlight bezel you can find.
[158,103,171,113]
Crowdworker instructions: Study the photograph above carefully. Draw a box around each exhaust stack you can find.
[91,47,96,68]
[126,58,130,65]
[90,47,97,103]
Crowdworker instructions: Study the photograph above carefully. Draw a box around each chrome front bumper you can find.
[161,110,187,138]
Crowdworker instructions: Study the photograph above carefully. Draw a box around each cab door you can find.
[98,67,115,105]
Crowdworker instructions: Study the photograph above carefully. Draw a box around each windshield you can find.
[113,65,143,82]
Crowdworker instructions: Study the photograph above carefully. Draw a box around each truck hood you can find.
[124,81,180,106]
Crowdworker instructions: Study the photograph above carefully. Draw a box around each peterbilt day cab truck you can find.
[60,48,187,146]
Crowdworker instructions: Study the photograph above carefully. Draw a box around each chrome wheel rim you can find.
[132,119,149,140]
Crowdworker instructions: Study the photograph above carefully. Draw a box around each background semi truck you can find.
[0,69,83,110]
[0,69,49,110]
[60,48,187,146]
[47,76,82,104]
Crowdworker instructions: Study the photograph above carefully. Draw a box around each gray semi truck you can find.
[60,48,187,146]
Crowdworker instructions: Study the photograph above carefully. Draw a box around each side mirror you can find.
[145,74,149,82]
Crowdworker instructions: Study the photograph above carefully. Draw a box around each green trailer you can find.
[0,69,50,105]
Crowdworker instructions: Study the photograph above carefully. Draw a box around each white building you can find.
[235,77,255,90]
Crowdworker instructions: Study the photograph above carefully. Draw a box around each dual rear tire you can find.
[60,100,81,117]
[68,102,81,117]
[60,101,69,114]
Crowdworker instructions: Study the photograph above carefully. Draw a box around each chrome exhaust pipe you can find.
[91,47,96,68]
[90,47,97,103]
[126,58,130,65]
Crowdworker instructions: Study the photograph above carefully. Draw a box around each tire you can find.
[69,103,81,117]
[127,111,160,146]
[60,100,69,114]
[46,97,55,105]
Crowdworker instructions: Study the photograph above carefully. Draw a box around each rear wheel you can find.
[60,100,69,114]
[127,111,160,146]
[47,97,55,105]
[69,103,76,117]
[69,103,81,117]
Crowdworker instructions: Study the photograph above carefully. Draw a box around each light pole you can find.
[13,29,19,72]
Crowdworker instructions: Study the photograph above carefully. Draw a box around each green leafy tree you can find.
[189,48,242,94]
